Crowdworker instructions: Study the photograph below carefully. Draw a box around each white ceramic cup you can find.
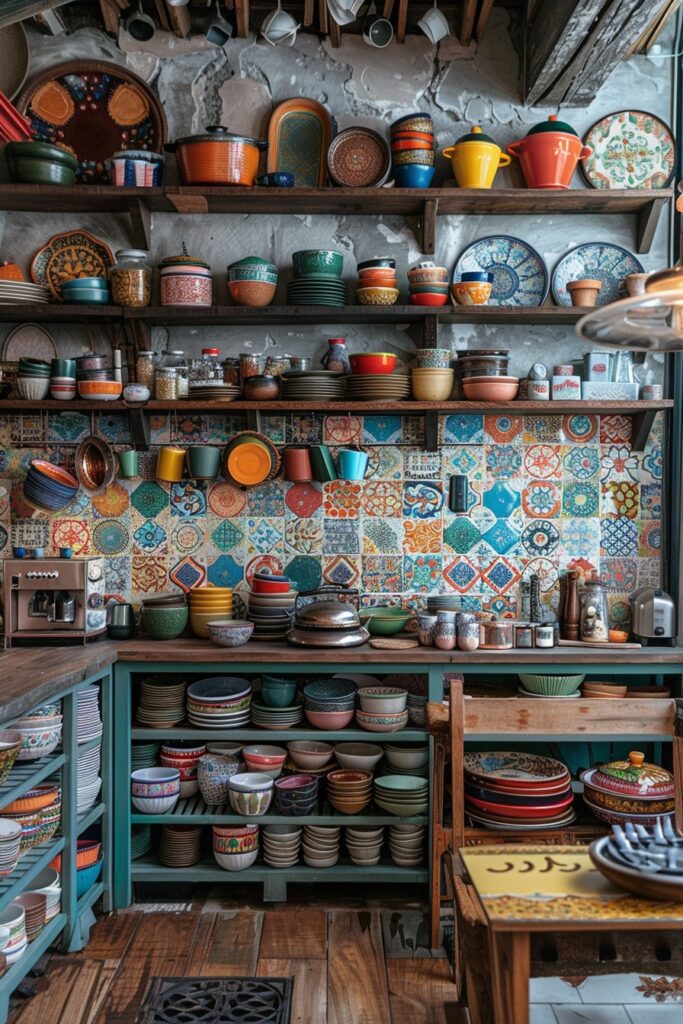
[363,16,393,47]
[417,5,451,44]
[328,0,357,25]
[262,2,300,43]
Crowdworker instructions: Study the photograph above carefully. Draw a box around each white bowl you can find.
[384,745,429,770]
[213,848,258,871]
[302,849,339,867]
[287,741,334,770]
[131,792,179,814]
[358,688,408,715]
[334,742,383,771]
[17,377,50,400]
[229,772,274,793]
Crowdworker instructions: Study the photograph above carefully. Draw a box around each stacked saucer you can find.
[187,381,241,402]
[250,698,304,729]
[0,903,27,966]
[247,588,297,642]
[131,824,152,860]
[302,824,340,867]
[158,824,202,868]
[389,823,425,866]
[77,686,103,743]
[263,824,302,867]
[373,775,429,817]
[186,677,252,729]
[0,820,21,877]
[464,751,574,831]
[136,679,187,728]
[27,867,61,923]
[77,742,102,814]
[13,893,45,942]
[131,742,160,771]
[345,374,411,401]
[287,250,346,307]
[280,370,346,401]
[0,280,49,305]
[345,826,384,866]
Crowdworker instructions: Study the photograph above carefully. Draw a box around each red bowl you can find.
[252,578,290,594]
[391,130,434,142]
[410,293,448,307]
[391,139,433,152]
[349,353,397,375]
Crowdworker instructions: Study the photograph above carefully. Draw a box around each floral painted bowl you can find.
[206,619,254,648]
[228,786,273,816]
[451,280,493,305]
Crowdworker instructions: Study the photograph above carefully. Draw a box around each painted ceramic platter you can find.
[582,110,675,190]
[30,230,114,301]
[551,242,644,306]
[466,808,576,831]
[327,127,390,187]
[267,98,334,188]
[453,236,549,306]
[464,751,569,786]
[17,60,167,183]
[1,323,57,362]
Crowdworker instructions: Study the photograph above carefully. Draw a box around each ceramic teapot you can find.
[507,114,592,189]
[442,125,510,189]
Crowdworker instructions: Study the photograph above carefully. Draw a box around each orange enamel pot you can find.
[169,125,266,186]
[506,114,592,189]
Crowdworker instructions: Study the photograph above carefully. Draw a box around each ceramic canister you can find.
[418,613,438,647]
[506,114,592,189]
[198,753,240,805]
[552,375,581,400]
[435,612,456,651]
[442,125,511,189]
[159,255,213,306]
[456,612,479,651]
[528,380,550,401]
[156,446,186,482]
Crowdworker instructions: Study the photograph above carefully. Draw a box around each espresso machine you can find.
[3,558,107,647]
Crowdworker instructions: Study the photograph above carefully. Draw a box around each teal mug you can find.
[309,445,337,483]
[51,358,76,378]
[118,449,138,478]
[187,445,221,480]
[338,449,369,481]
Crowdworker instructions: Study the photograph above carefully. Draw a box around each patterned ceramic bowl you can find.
[198,753,241,804]
[213,848,259,871]
[16,725,61,762]
[228,787,273,816]
[356,286,399,306]
[356,709,409,733]
[292,250,343,278]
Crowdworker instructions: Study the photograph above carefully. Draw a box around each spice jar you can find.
[222,357,240,386]
[110,249,152,307]
[135,350,157,388]
[155,366,178,400]
[535,623,554,648]
[162,350,189,398]
[159,253,213,306]
[514,623,534,648]
[580,576,609,642]
[240,352,264,380]
[479,619,513,650]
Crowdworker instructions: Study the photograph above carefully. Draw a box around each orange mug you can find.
[156,446,186,482]
[283,447,312,482]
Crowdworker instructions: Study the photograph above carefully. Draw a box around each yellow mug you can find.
[156,446,186,482]
[442,126,511,190]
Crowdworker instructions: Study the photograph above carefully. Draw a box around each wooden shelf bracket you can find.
[419,198,439,255]
[126,197,152,251]
[630,407,660,452]
[637,196,669,254]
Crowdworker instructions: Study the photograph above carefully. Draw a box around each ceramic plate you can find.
[31,230,114,301]
[551,242,644,306]
[453,236,549,306]
[464,751,569,786]
[1,323,57,362]
[18,59,167,183]
[582,109,675,190]
[327,127,390,187]
[267,97,334,188]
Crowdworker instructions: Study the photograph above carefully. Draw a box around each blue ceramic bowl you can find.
[61,288,111,305]
[304,680,357,702]
[76,856,103,898]
[62,277,109,290]
[461,271,494,283]
[26,468,77,497]
[392,164,436,189]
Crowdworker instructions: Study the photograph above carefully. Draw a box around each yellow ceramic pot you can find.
[156,446,186,482]
[442,126,510,189]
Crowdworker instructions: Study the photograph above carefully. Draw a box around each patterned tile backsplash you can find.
[0,410,663,628]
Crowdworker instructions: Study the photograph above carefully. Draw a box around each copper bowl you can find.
[75,436,116,493]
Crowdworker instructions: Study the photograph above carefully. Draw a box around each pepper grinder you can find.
[562,570,580,641]
[529,574,541,624]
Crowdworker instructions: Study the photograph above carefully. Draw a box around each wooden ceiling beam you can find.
[0,0,72,29]
[99,0,121,35]
[397,0,408,42]
[164,0,191,37]
[235,0,249,36]
[304,0,315,27]
[460,0,478,45]
[475,0,495,41]
[328,5,342,46]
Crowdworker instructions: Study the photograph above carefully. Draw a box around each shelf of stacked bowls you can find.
[580,750,675,829]
[141,593,189,641]
[213,824,259,871]
[287,249,346,307]
[158,824,202,868]
[451,271,493,307]
[161,742,207,799]
[23,459,78,512]
[373,775,429,817]
[356,258,399,306]
[390,113,436,189]
[227,256,278,308]
[186,677,253,730]
[408,262,449,308]
[188,587,233,639]
[345,825,384,865]
[17,357,50,400]
[327,769,372,814]
[454,347,518,401]
[263,824,301,867]
[50,358,77,402]
[389,824,426,866]
[303,679,357,731]
[302,824,341,867]
[135,677,187,728]
[251,675,304,730]
[61,275,111,306]
[131,767,180,814]
[75,352,122,402]
[346,352,411,402]
[247,574,297,642]
[356,686,409,734]
[464,751,575,832]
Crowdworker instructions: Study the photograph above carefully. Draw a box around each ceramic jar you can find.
[581,751,675,820]
[507,114,592,189]
[321,338,351,374]
[198,753,241,805]
[456,612,479,651]
[435,611,456,651]
[417,613,438,646]
[159,254,213,306]
[442,125,511,189]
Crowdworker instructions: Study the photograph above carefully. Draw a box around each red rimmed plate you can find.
[465,791,574,819]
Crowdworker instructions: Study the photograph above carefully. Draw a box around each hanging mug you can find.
[156,446,186,483]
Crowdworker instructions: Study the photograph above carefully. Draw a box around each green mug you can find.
[118,449,138,478]
[309,445,337,482]
[50,358,76,378]
[187,445,221,480]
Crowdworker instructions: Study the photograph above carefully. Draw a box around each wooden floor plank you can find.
[195,911,263,976]
[258,957,327,1024]
[92,912,200,1023]
[386,959,463,1024]
[381,910,444,959]
[183,912,218,975]
[10,960,101,1024]
[259,910,327,959]
[328,912,391,1024]
[78,911,141,961]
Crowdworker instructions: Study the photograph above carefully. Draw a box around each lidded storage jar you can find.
[506,114,592,189]
[159,252,213,307]
[579,576,609,643]
[580,750,675,822]
[110,249,152,307]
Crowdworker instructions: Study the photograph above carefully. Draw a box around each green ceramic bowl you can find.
[518,673,585,696]
[141,604,188,640]
[360,607,412,636]
[5,142,77,186]
[292,249,344,278]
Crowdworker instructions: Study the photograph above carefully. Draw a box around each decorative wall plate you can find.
[582,109,675,190]
[17,59,167,183]
[453,236,549,306]
[267,98,333,188]
[30,230,114,301]
[551,242,643,306]
[1,322,57,362]
[327,127,390,187]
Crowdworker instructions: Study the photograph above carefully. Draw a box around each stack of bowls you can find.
[15,707,62,761]
[161,742,207,799]
[263,825,301,867]
[136,678,187,728]
[23,459,79,512]
[274,773,319,815]
[389,823,425,866]
[0,904,27,965]
[36,795,62,845]
[302,824,340,867]
[461,375,519,401]
[304,679,357,730]
[61,276,111,305]
[228,773,274,816]
[131,767,180,814]
[384,743,429,776]
[228,256,278,307]
[188,587,233,638]
[186,677,252,729]
[131,825,152,860]
[518,674,586,698]
[580,750,675,828]
[358,687,408,714]
[408,264,449,307]
[464,751,574,831]
[242,745,287,779]
[77,856,103,898]
[76,745,101,814]
[248,584,297,642]
[356,706,408,734]
[158,824,202,868]
[451,271,494,306]
[198,752,241,805]
[345,825,384,866]
[27,867,61,922]
[213,824,259,871]
[373,775,429,817]
[327,769,373,814]
[251,695,304,729]
[287,740,334,771]
[260,675,299,708]
[455,349,509,381]
[581,681,627,699]
[356,259,399,307]
[334,742,383,772]
[287,250,346,307]
[390,113,436,188]
[141,595,188,641]
[0,731,22,784]
[5,140,78,185]
[406,694,427,727]
[14,894,46,943]
[414,347,452,370]
[411,367,455,401]
[0,820,21,877]
[17,357,50,400]
[131,742,160,771]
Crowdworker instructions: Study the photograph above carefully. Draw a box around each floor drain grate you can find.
[137,976,293,1024]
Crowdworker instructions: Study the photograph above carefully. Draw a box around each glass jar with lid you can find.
[155,366,178,401]
[579,576,609,642]
[110,249,152,308]
[162,350,189,397]
[135,350,158,388]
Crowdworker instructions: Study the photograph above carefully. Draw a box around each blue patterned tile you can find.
[443,556,479,593]
[522,520,560,556]
[481,557,521,595]
[485,444,522,479]
[442,446,482,477]
[47,412,90,443]
[562,480,599,517]
[285,554,322,591]
[133,519,167,553]
[481,518,521,555]
[362,518,403,554]
[563,446,600,480]
[601,557,638,592]
[443,517,481,553]
[245,482,286,517]
[560,518,600,558]
[405,452,441,479]
[362,555,403,591]
[522,415,563,443]
[323,554,361,587]
[149,414,171,445]
[171,415,208,443]
[642,443,663,481]
[172,519,205,554]
[104,555,130,597]
[442,414,484,444]
[363,415,402,444]
[96,413,132,444]
[366,447,403,480]
[640,482,662,518]
[600,518,638,556]
[323,519,359,554]
[211,520,244,552]
[403,481,444,519]
[207,555,244,588]
[170,482,207,517]
[599,443,638,482]
[286,415,322,444]
[483,481,520,517]
[244,517,285,554]
[260,415,286,444]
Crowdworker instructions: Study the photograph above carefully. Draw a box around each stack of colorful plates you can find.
[287,278,347,307]
[464,751,574,831]
[0,903,27,965]
[77,686,102,743]
[187,382,241,402]
[131,824,152,860]
[158,824,202,867]
[136,679,187,728]
[14,893,46,942]
[186,677,252,729]
[223,431,281,486]
[280,370,346,401]
[345,373,411,400]
[247,588,297,642]
[0,820,21,877]
[131,742,160,771]
[189,587,233,639]
[0,280,49,304]
[251,698,304,729]
[426,595,463,614]
[373,775,429,817]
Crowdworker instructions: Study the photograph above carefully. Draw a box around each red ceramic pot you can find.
[506,114,591,189]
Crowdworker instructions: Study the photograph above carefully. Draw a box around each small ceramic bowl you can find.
[357,286,400,306]
[292,250,343,278]
[348,353,397,375]
[333,742,383,771]
[392,164,436,188]
[287,740,334,770]
[242,375,280,400]
[451,280,493,306]
[228,280,277,307]
[228,786,273,816]
[357,687,408,714]
[123,384,151,403]
[17,377,50,401]
[461,376,520,401]
[409,292,448,307]
[141,604,189,640]
[411,368,454,401]
[206,619,254,647]
[408,267,449,284]
[77,380,123,400]
[214,848,259,871]
[304,709,355,730]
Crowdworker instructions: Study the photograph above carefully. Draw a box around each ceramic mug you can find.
[118,449,138,478]
[156,446,186,483]
[261,1,300,44]
[186,445,221,480]
[641,384,663,400]
[456,612,479,651]
[124,0,156,41]
[283,447,312,482]
[309,445,337,483]
[338,449,369,480]
[417,613,438,647]
[415,348,451,369]
[417,3,450,44]
[206,1,233,45]
[363,15,393,47]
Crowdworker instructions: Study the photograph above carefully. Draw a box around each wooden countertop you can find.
[0,643,118,723]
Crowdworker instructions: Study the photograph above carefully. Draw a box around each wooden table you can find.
[460,844,683,1024]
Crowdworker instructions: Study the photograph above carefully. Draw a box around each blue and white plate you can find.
[551,242,644,306]
[453,235,549,306]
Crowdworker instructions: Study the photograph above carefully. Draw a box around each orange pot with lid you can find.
[506,114,591,189]
[583,750,675,800]
[167,125,266,186]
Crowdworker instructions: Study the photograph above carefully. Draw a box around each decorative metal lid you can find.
[592,750,674,798]
[526,114,579,137]
[174,125,266,149]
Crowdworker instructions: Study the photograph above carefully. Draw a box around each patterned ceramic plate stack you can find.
[0,903,27,965]
[158,824,203,867]
[280,370,346,400]
[77,686,103,743]
[250,698,304,729]
[131,742,160,771]
[0,820,21,877]
[131,824,153,860]
[186,677,252,729]
[136,679,187,728]
[345,374,411,400]
[464,751,575,831]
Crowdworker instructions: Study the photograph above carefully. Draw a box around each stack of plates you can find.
[389,823,425,866]
[345,374,411,400]
[77,742,102,814]
[373,775,429,817]
[158,824,202,867]
[280,370,346,401]
[426,595,462,613]
[287,277,347,307]
[302,824,341,867]
[464,751,575,831]
[187,382,241,402]
[132,742,160,770]
[14,893,46,942]
[136,679,187,728]
[223,432,281,486]
[77,686,103,743]
[0,904,27,965]
[251,698,304,729]
[378,757,428,779]
[26,867,61,923]
[131,824,152,860]
[247,588,297,642]
[0,280,49,304]
[0,820,21,877]
[263,824,301,867]
[186,677,252,729]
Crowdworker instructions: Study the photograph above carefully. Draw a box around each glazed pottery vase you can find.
[321,338,350,374]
